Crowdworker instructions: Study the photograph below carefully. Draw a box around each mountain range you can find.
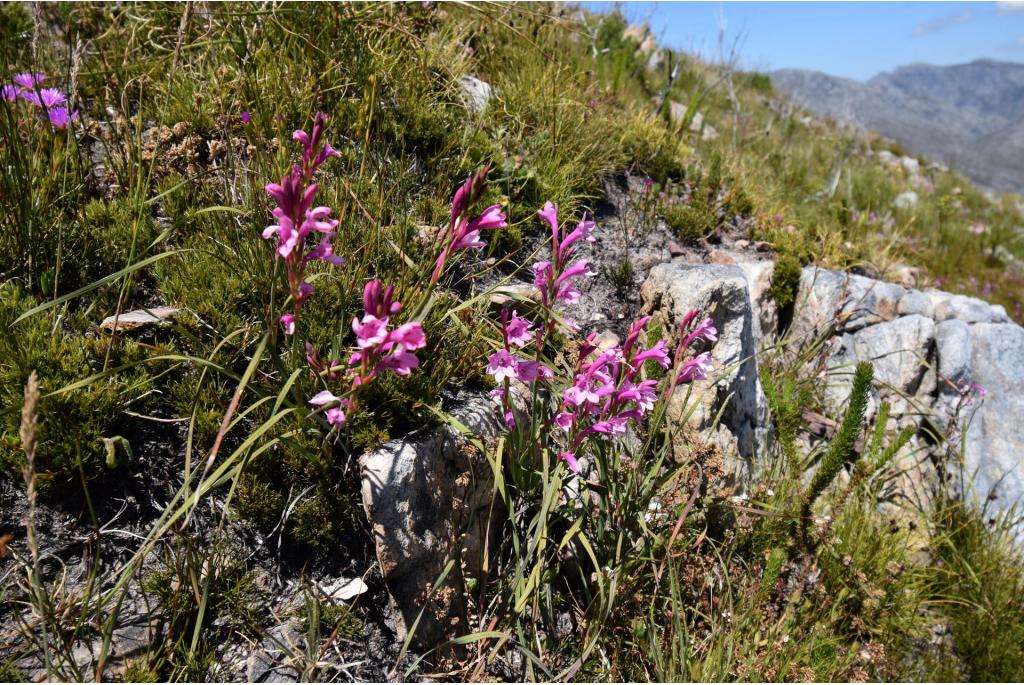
[771,59,1024,193]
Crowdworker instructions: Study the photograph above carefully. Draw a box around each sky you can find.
[584,1,1024,80]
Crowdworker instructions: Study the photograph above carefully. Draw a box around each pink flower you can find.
[22,87,65,109]
[591,416,629,436]
[280,313,296,335]
[969,221,986,235]
[468,204,506,232]
[677,352,712,382]
[451,227,485,250]
[633,339,670,368]
[2,84,18,101]
[46,106,77,129]
[558,214,596,260]
[554,412,574,430]
[388,322,427,351]
[515,360,553,383]
[12,72,44,89]
[241,111,251,125]
[309,390,341,406]
[309,391,346,425]
[362,280,402,318]
[538,201,559,241]
[505,311,534,348]
[486,349,518,384]
[377,351,420,376]
[560,450,580,474]
[690,317,718,343]
[352,314,389,348]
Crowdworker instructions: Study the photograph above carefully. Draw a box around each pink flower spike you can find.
[280,313,296,335]
[353,314,389,349]
[486,349,518,384]
[292,129,310,146]
[450,175,472,225]
[388,322,427,351]
[559,450,581,474]
[505,311,534,348]
[538,201,560,252]
[325,407,347,426]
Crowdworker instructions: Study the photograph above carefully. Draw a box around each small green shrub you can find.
[769,252,803,310]
[663,199,717,242]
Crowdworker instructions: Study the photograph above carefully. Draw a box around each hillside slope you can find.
[772,59,1024,192]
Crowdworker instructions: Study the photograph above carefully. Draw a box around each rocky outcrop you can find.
[359,392,502,647]
[641,261,769,481]
[640,256,1024,518]
[792,266,1024,514]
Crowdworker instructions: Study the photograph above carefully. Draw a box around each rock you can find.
[850,315,935,394]
[646,48,665,72]
[359,392,502,647]
[489,283,540,309]
[99,306,179,332]
[961,323,1024,512]
[876,150,896,164]
[736,259,778,341]
[689,111,704,133]
[793,267,905,340]
[638,34,658,57]
[641,262,767,479]
[893,191,919,210]
[667,100,687,125]
[593,330,620,353]
[322,577,369,602]
[459,75,492,114]
[897,290,934,318]
[622,22,649,44]
[934,319,971,393]
[930,291,1008,324]
[899,156,920,175]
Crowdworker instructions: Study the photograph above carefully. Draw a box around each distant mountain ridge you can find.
[771,59,1024,193]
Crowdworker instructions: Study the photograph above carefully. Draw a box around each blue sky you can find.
[585,2,1024,80]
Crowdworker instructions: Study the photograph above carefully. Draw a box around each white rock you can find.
[459,75,492,113]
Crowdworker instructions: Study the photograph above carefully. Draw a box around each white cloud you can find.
[996,1,1024,15]
[912,9,974,36]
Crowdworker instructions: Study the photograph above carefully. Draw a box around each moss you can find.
[0,285,158,487]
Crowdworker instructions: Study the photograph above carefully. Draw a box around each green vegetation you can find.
[2,2,1023,681]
